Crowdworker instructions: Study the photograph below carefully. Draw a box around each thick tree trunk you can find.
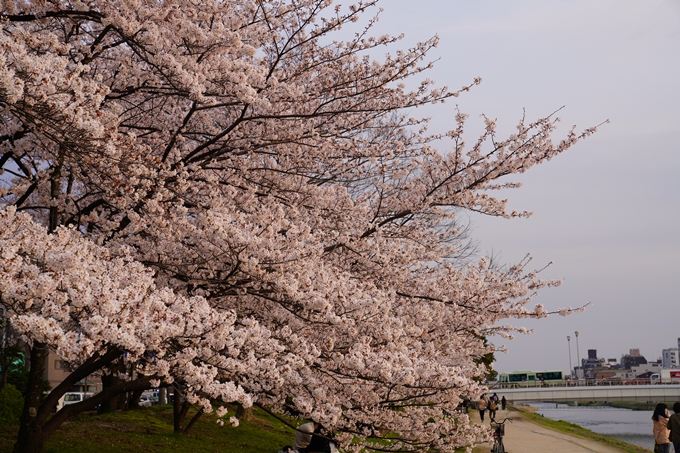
[0,355,7,390]
[236,403,253,421]
[14,155,64,453]
[174,399,191,434]
[173,399,203,435]
[14,372,152,453]
[98,360,127,413]
[13,348,124,453]
[183,409,203,434]
[13,342,48,453]
[172,386,202,435]
[127,388,144,410]
[159,387,167,405]
[173,387,182,433]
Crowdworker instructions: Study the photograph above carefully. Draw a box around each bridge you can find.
[493,384,680,403]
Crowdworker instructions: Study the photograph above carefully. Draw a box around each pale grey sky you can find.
[370,0,680,373]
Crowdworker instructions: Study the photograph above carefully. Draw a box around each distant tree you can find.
[0,321,23,390]
[474,337,498,383]
[0,1,596,452]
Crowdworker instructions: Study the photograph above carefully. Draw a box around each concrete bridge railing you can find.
[490,384,680,403]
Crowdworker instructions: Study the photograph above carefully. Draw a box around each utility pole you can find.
[567,335,572,380]
[575,331,581,383]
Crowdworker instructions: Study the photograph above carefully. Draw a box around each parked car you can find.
[138,395,153,407]
[141,390,160,405]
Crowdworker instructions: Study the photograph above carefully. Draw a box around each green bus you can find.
[497,370,565,387]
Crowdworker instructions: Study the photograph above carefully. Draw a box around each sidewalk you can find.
[471,409,639,453]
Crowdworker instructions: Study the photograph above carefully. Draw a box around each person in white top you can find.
[293,421,319,452]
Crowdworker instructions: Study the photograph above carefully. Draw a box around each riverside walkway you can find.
[471,409,634,453]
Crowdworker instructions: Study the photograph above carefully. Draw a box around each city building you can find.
[581,349,606,378]
[621,349,648,370]
[631,362,662,377]
[45,351,100,394]
[662,348,679,368]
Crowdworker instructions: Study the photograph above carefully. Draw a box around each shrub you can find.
[0,384,24,426]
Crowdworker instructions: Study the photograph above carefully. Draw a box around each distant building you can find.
[581,349,606,378]
[631,362,661,377]
[45,351,99,394]
[621,349,648,370]
[594,369,618,380]
[662,348,679,368]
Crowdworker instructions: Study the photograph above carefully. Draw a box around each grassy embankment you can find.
[512,404,651,453]
[0,405,296,453]
[16,403,649,453]
[0,405,484,453]
[0,401,660,452]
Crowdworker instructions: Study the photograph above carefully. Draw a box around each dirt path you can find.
[471,409,640,453]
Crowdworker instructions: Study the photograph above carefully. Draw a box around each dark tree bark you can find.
[127,388,145,410]
[182,409,203,434]
[171,385,203,435]
[14,374,153,453]
[158,387,167,405]
[172,387,182,433]
[12,348,131,453]
[98,359,127,413]
[236,403,253,421]
[14,343,48,453]
[174,399,190,434]
[0,351,7,391]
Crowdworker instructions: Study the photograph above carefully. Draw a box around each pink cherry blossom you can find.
[0,1,596,451]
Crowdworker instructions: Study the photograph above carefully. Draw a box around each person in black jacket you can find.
[306,425,332,453]
[667,401,680,453]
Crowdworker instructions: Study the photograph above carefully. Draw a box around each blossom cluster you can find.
[0,207,277,417]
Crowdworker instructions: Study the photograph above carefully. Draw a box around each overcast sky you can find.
[369,0,680,374]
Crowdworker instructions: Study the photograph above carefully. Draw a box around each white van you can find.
[56,392,94,411]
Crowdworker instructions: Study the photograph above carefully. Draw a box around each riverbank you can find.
[472,406,651,453]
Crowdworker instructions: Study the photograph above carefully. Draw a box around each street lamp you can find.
[575,331,581,382]
[567,336,572,379]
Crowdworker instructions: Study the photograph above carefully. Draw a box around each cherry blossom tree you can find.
[0,1,597,452]
[0,208,280,452]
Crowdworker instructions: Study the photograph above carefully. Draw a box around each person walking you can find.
[652,403,672,453]
[501,395,507,411]
[668,402,680,453]
[477,395,488,423]
[488,397,498,421]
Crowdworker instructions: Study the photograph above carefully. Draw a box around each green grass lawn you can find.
[0,405,297,453]
[0,405,490,453]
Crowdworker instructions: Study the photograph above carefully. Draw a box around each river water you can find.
[528,402,656,450]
